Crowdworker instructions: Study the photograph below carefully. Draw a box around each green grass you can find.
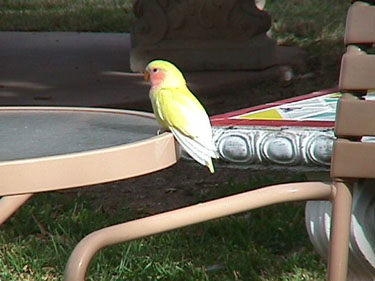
[0,0,134,32]
[266,0,350,75]
[267,0,349,46]
[0,176,326,281]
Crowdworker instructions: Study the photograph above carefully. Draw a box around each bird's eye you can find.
[152,68,159,73]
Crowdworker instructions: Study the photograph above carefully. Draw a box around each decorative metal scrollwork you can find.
[211,126,334,171]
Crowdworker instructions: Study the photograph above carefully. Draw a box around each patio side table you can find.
[0,107,179,224]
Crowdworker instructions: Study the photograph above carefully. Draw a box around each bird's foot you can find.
[157,128,168,135]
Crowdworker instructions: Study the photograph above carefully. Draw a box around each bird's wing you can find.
[170,127,215,173]
[150,91,167,127]
[156,87,218,154]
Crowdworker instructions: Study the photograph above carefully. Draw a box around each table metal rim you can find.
[0,107,178,196]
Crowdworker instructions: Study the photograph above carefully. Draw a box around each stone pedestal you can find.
[130,0,304,72]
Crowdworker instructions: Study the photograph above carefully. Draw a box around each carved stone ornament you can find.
[130,0,304,72]
[132,0,271,46]
[207,126,334,172]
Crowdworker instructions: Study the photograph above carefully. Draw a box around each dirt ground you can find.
[77,161,302,217]
[78,162,250,215]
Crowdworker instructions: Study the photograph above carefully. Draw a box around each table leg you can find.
[0,194,33,226]
[328,181,352,281]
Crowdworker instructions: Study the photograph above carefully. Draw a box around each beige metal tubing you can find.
[328,181,352,281]
[0,194,33,226]
[64,182,334,281]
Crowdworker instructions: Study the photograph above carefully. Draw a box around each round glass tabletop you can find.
[0,107,159,161]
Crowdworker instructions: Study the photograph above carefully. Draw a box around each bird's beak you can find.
[144,70,150,82]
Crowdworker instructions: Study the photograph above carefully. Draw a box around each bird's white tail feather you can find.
[170,128,217,171]
[170,128,207,166]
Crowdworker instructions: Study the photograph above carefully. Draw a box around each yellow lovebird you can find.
[144,60,219,173]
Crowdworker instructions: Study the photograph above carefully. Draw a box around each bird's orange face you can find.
[144,66,166,89]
